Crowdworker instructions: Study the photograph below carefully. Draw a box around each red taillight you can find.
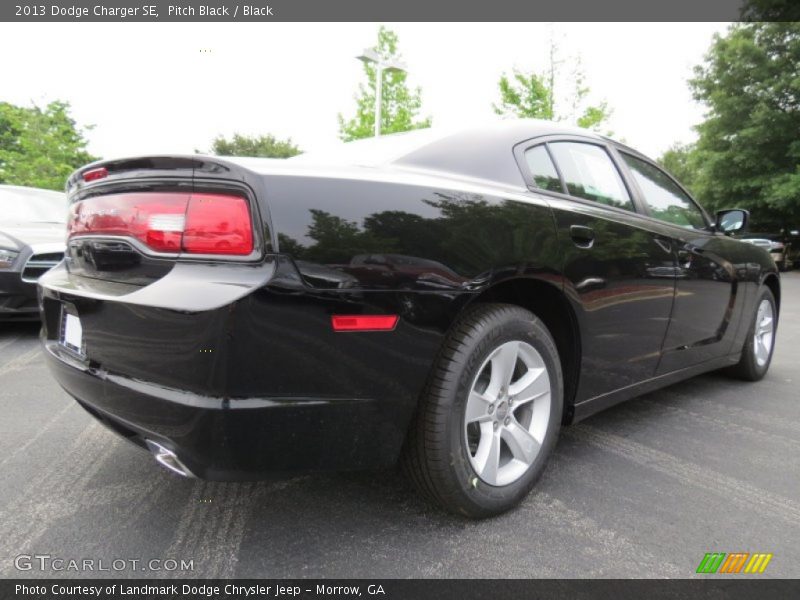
[68,192,253,255]
[182,193,254,255]
[331,315,399,332]
[82,167,108,182]
[68,192,187,253]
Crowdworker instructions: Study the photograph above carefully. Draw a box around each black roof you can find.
[137,120,631,190]
[394,120,607,187]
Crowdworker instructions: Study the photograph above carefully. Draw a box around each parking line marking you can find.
[522,493,683,577]
[621,399,800,453]
[0,400,74,470]
[567,424,800,528]
[0,422,118,573]
[0,335,20,353]
[164,482,252,578]
[0,346,41,378]
[656,392,800,437]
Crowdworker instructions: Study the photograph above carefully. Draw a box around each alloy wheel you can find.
[464,340,551,486]
[753,299,775,367]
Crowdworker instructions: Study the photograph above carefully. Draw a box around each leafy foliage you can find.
[688,22,800,230]
[338,26,431,141]
[740,0,800,21]
[494,71,555,120]
[0,101,95,191]
[493,42,611,133]
[209,133,301,158]
[658,142,699,194]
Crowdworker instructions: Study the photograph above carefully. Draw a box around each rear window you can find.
[548,142,634,211]
[524,145,562,193]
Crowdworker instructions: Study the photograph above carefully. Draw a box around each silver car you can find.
[740,234,792,271]
[0,185,67,321]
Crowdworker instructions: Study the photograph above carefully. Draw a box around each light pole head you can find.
[356,49,380,64]
[356,49,407,74]
[354,49,408,138]
[382,59,407,73]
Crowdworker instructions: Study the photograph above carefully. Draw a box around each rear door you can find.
[519,139,677,401]
[614,149,741,373]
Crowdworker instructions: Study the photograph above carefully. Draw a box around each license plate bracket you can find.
[59,304,84,356]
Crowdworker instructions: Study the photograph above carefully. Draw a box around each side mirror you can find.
[715,209,749,235]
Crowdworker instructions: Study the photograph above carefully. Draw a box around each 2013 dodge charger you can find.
[39,121,780,517]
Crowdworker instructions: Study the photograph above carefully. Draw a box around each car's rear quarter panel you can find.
[234,173,562,462]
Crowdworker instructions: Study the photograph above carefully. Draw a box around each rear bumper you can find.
[38,259,452,479]
[43,340,408,479]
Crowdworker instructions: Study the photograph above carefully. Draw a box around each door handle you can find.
[570,225,595,249]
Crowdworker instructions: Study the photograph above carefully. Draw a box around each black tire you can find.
[402,303,563,518]
[726,287,777,382]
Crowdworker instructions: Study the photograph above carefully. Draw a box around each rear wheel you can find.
[727,287,777,381]
[403,304,562,518]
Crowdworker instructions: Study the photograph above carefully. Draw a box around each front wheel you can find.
[726,287,777,381]
[403,304,563,518]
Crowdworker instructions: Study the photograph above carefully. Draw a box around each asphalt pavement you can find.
[1,273,798,579]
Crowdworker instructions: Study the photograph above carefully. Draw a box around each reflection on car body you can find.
[739,234,792,271]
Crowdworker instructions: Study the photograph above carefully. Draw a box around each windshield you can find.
[0,187,67,225]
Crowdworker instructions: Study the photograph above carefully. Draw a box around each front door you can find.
[523,141,677,401]
[614,150,739,374]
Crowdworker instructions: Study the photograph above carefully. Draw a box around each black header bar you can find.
[0,0,759,23]
[3,579,800,600]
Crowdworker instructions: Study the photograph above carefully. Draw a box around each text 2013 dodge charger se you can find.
[39,121,780,517]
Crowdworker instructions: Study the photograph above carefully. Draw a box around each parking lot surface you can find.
[1,273,798,579]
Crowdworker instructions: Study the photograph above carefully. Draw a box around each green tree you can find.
[338,26,431,141]
[658,142,698,193]
[740,0,800,21]
[493,42,611,132]
[0,101,95,191]
[209,133,301,158]
[689,22,800,229]
[494,71,555,121]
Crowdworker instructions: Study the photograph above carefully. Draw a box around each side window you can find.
[620,153,707,229]
[548,142,634,211]
[523,145,563,193]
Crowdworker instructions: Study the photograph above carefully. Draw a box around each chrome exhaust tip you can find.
[145,440,196,478]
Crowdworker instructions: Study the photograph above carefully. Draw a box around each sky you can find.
[0,22,729,161]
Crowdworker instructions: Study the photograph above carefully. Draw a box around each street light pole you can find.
[374,63,382,138]
[356,49,407,138]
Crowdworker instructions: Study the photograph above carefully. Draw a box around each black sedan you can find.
[0,185,66,321]
[38,121,779,517]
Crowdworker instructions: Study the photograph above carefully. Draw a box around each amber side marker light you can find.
[82,167,108,182]
[331,315,399,332]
